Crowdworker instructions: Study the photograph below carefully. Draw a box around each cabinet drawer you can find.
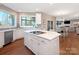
[38,37,48,44]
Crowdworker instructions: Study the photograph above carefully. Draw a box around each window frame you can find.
[0,9,17,28]
[20,15,36,27]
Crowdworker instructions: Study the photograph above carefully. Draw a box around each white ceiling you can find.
[2,3,79,18]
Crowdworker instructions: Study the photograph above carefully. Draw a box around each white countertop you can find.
[38,31,60,40]
[25,29,48,33]
[0,29,15,32]
[25,30,60,40]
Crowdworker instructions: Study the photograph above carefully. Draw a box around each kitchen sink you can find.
[30,31,45,35]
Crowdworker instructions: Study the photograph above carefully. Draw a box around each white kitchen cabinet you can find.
[38,39,48,55]
[28,36,34,51]
[36,13,42,24]
[0,29,24,48]
[24,33,34,50]
[37,37,59,55]
[13,29,24,41]
[76,27,79,34]
[24,33,39,54]
[24,32,59,55]
[30,35,39,54]
[24,32,30,47]
[0,32,4,48]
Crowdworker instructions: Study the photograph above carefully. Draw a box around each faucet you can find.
[33,24,41,29]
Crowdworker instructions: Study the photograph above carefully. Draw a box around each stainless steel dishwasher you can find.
[4,30,13,45]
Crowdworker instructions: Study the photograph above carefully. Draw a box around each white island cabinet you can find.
[24,30,60,55]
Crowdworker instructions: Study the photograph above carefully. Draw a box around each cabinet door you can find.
[13,29,24,41]
[25,33,33,49]
[38,38,49,55]
[13,29,18,41]
[0,32,4,47]
[24,33,29,46]
[49,37,59,54]
[13,30,16,41]
[24,33,34,51]
[16,30,22,39]
[31,36,39,54]
[38,37,59,55]
[18,29,24,38]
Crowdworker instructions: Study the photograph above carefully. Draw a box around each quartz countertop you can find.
[25,30,60,40]
[0,29,15,32]
[37,31,60,40]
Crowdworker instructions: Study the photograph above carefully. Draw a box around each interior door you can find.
[47,21,51,31]
[47,21,53,31]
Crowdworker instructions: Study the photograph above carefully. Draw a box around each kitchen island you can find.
[24,30,60,55]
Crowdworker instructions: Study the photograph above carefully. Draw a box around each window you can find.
[20,16,36,27]
[0,11,16,27]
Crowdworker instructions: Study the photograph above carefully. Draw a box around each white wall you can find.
[41,12,56,31]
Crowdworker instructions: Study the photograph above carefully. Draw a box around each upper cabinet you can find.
[36,13,42,24]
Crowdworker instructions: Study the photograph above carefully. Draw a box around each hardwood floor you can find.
[0,32,79,55]
[0,39,34,55]
[60,32,79,55]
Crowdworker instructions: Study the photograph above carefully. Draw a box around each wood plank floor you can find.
[60,32,79,55]
[0,39,34,55]
[0,32,79,55]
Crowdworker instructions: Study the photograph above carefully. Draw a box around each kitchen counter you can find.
[25,30,60,40]
[38,31,60,40]
[24,30,60,55]
[0,28,24,48]
[0,29,15,32]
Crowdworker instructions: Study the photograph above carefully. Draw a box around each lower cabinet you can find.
[0,32,4,48]
[24,33,59,55]
[76,27,79,34]
[0,29,24,48]
[30,35,39,54]
[24,33,39,54]
[38,37,59,55]
[13,29,24,41]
